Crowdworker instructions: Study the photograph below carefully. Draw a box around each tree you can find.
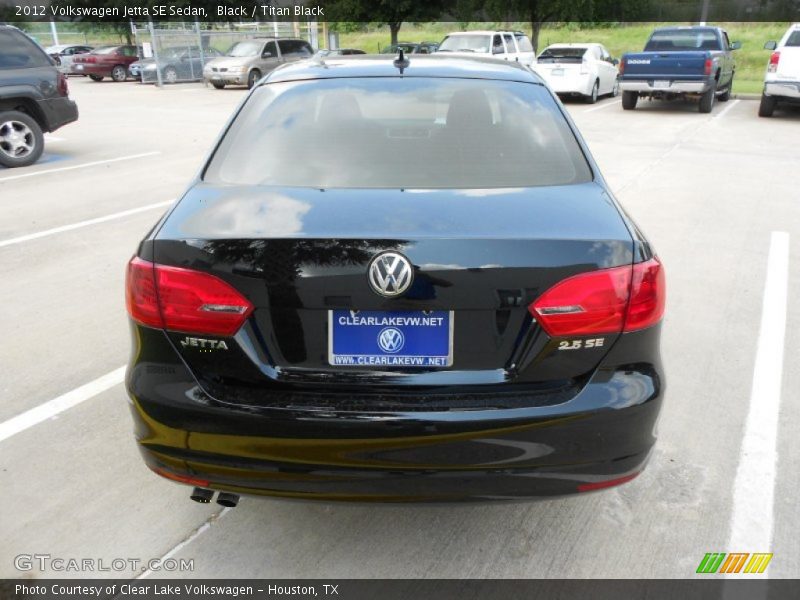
[483,0,648,53]
[326,0,447,46]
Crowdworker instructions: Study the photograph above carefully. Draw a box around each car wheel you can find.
[621,91,638,110]
[586,80,599,104]
[758,93,777,117]
[718,76,732,102]
[111,65,127,82]
[211,81,225,90]
[247,69,262,90]
[0,110,45,168]
[611,78,620,97]
[699,82,716,113]
[164,66,178,84]
[88,74,103,82]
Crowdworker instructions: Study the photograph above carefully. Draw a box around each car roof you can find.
[544,43,593,49]
[445,31,515,36]
[265,55,544,85]
[251,36,309,42]
[652,26,721,32]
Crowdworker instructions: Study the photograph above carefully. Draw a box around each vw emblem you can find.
[368,252,413,297]
[377,327,405,353]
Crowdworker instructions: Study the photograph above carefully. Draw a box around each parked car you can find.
[203,38,314,89]
[44,44,93,74]
[129,47,223,84]
[0,25,78,167]
[534,43,619,103]
[759,24,800,117]
[313,48,366,58]
[437,31,535,65]
[125,55,665,504]
[380,42,439,55]
[72,45,140,82]
[619,26,740,113]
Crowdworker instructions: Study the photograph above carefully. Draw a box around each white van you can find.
[437,31,535,65]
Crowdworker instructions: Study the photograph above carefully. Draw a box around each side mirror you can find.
[492,46,504,55]
[262,51,274,58]
[611,58,619,65]
[764,41,777,50]
[730,41,742,50]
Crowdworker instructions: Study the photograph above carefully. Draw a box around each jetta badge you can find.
[368,251,413,297]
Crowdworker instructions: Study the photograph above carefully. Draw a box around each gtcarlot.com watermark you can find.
[14,553,194,574]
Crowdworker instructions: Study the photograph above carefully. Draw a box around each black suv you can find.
[0,25,79,168]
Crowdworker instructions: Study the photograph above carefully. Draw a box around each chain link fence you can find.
[131,22,318,85]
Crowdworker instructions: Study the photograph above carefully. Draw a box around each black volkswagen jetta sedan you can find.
[125,55,665,504]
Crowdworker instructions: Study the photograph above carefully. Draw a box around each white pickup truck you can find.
[759,24,800,117]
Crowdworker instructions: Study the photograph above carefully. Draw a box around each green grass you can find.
[340,22,790,95]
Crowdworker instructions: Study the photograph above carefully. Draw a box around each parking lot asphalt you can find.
[1,79,797,579]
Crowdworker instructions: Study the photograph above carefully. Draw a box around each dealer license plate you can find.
[329,310,453,368]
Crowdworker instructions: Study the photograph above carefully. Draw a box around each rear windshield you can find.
[786,31,800,47]
[538,47,586,61]
[0,29,51,69]
[438,35,491,53]
[645,30,721,51]
[204,77,592,189]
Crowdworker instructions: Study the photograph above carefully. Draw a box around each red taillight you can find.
[529,257,665,337]
[768,51,780,73]
[577,471,640,492]
[618,60,625,75]
[125,257,254,336]
[151,466,209,488]
[704,58,713,75]
[126,257,163,329]
[624,258,666,332]
[56,72,69,97]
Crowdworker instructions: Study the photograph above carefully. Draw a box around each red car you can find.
[72,45,139,82]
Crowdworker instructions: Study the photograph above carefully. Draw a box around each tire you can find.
[586,80,599,104]
[88,74,103,82]
[211,81,225,90]
[247,69,261,90]
[621,91,638,110]
[758,93,777,117]
[699,82,716,113]
[163,66,178,84]
[611,78,620,97]
[111,65,127,82]
[0,110,45,168]
[718,75,732,102]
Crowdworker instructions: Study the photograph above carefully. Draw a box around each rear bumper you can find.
[126,326,665,502]
[764,81,800,99]
[72,64,111,76]
[620,80,708,94]
[541,75,594,96]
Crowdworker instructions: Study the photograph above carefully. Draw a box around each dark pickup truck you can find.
[0,25,79,167]
[619,26,740,113]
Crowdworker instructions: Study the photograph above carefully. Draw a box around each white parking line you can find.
[715,99,741,120]
[0,200,173,248]
[136,508,231,580]
[0,151,160,183]
[728,231,789,559]
[584,99,622,113]
[0,366,125,443]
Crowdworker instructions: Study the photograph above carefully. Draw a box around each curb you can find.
[733,93,761,100]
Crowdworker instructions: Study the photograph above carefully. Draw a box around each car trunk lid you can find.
[149,183,635,399]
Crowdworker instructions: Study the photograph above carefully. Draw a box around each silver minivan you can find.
[203,38,314,89]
